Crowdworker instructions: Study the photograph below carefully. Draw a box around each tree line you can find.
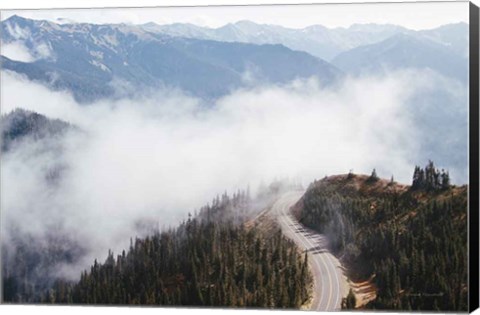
[43,192,313,308]
[412,160,450,191]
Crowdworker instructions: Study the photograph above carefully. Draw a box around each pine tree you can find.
[389,175,395,186]
[367,169,379,183]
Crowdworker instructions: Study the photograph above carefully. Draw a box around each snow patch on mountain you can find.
[4,20,31,40]
[89,50,104,60]
[89,60,110,72]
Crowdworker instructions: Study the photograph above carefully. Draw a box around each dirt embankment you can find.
[349,276,377,308]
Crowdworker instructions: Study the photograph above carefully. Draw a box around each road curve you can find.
[271,191,348,311]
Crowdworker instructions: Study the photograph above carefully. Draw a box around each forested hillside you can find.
[1,15,341,103]
[1,108,71,152]
[295,162,467,311]
[1,109,83,303]
[1,111,310,308]
[43,191,312,308]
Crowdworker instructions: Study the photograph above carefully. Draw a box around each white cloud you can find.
[0,69,466,279]
[34,41,54,59]
[1,39,53,62]
[1,41,35,62]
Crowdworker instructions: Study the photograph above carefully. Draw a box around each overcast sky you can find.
[1,1,469,30]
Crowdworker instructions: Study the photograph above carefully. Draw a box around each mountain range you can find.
[141,20,468,61]
[332,33,468,82]
[0,15,468,103]
[0,15,341,103]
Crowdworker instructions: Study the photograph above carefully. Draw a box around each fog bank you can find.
[1,69,467,277]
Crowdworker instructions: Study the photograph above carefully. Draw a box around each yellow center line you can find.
[279,209,325,310]
[274,195,326,310]
[290,215,335,310]
[324,251,342,308]
[277,194,335,311]
[277,192,341,311]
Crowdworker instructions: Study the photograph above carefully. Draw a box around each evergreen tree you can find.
[43,191,313,309]
[299,165,467,311]
[367,169,379,183]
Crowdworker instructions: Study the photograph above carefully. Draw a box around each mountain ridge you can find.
[140,19,467,61]
[1,15,342,103]
[331,32,468,82]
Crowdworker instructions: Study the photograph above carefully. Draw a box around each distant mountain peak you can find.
[234,20,258,26]
[142,21,158,27]
[332,30,467,83]
[3,14,29,24]
[424,21,468,31]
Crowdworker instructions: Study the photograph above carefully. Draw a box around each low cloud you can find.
[0,69,467,279]
[1,39,54,62]
[1,41,36,62]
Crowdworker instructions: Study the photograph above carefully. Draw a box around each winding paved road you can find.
[271,191,348,311]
